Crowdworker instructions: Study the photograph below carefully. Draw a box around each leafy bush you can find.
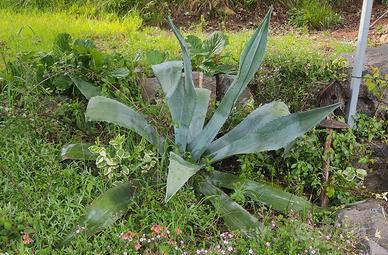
[288,0,342,30]
[354,114,388,142]
[1,33,142,105]
[60,10,339,245]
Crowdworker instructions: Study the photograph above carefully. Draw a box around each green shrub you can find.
[288,0,342,30]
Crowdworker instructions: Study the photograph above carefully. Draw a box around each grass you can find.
[0,7,367,254]
[0,97,358,254]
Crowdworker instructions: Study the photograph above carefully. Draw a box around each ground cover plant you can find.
[59,9,342,246]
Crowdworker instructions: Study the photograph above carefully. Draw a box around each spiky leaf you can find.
[86,96,165,154]
[207,101,290,154]
[208,171,315,215]
[60,182,137,246]
[165,152,202,202]
[188,88,211,143]
[207,104,339,162]
[197,180,262,233]
[69,75,100,99]
[189,9,272,160]
[167,17,197,152]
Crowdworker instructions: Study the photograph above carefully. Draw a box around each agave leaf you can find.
[60,143,96,161]
[86,96,165,154]
[167,17,197,152]
[188,88,211,143]
[152,61,184,143]
[208,104,339,162]
[206,101,290,154]
[203,31,227,57]
[69,75,100,100]
[208,171,315,215]
[165,152,202,202]
[189,9,272,160]
[60,181,137,246]
[197,180,262,233]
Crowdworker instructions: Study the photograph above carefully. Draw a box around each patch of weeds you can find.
[238,126,369,206]
[288,0,342,30]
[354,113,388,142]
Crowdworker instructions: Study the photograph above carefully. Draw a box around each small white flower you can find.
[248,248,254,254]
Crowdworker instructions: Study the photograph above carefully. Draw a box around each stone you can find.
[365,143,388,193]
[140,72,253,104]
[337,199,388,255]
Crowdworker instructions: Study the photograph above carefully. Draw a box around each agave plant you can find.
[60,9,338,245]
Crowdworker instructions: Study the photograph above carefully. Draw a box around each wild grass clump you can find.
[288,0,342,30]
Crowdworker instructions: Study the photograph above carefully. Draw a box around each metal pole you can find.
[347,0,374,127]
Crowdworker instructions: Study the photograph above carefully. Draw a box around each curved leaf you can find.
[167,17,197,152]
[165,152,202,202]
[197,180,262,233]
[207,171,316,215]
[189,8,272,161]
[208,104,339,162]
[69,75,100,100]
[60,181,138,246]
[86,96,165,154]
[110,67,129,79]
[60,143,96,161]
[206,101,290,154]
[188,88,211,143]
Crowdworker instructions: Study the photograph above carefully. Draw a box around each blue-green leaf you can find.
[86,96,165,154]
[206,101,289,154]
[69,75,100,100]
[207,104,339,162]
[189,8,272,160]
[165,152,202,202]
[167,17,197,152]
[197,180,262,233]
[60,182,137,246]
[207,171,316,215]
[188,88,211,143]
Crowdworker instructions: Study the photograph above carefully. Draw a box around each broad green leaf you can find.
[207,104,339,162]
[189,9,272,161]
[60,182,137,246]
[86,96,165,154]
[53,33,72,54]
[186,35,204,55]
[167,17,197,152]
[206,101,290,154]
[188,88,211,143]
[60,143,96,161]
[165,152,202,202]
[207,171,315,215]
[69,75,100,100]
[197,180,262,233]
[110,67,130,79]
[144,50,168,66]
[203,31,227,57]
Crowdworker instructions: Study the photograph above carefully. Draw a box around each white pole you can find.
[347,0,374,127]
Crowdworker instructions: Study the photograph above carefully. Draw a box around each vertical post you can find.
[347,0,374,127]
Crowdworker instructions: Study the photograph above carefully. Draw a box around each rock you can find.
[365,143,388,193]
[342,44,388,75]
[215,74,253,104]
[140,72,253,104]
[337,199,388,255]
